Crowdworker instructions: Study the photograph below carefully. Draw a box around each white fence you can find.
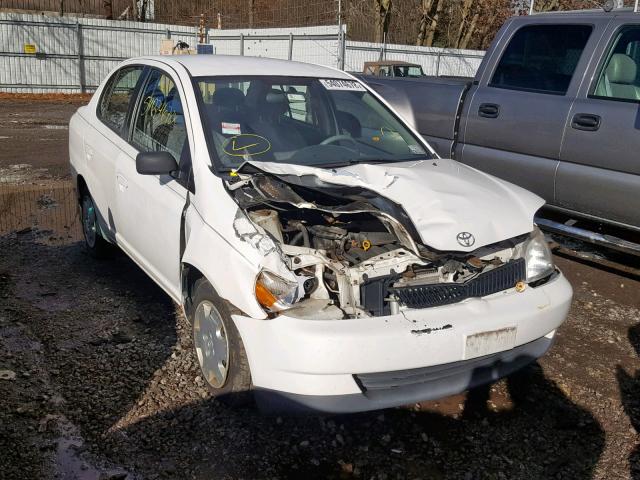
[0,12,485,94]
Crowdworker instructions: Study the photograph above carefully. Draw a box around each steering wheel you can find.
[320,134,358,147]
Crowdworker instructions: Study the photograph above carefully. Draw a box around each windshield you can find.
[393,65,424,78]
[193,76,432,171]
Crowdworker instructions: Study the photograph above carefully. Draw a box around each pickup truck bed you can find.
[359,9,640,246]
[358,75,471,159]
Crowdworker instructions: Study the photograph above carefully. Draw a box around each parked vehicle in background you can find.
[69,55,572,413]
[362,60,426,78]
[360,8,640,255]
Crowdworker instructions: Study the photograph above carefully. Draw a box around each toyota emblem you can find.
[456,232,475,247]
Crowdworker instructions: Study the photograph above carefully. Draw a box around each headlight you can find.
[255,270,299,312]
[524,227,554,282]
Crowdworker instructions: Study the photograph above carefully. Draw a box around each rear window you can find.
[97,66,144,133]
[490,24,592,95]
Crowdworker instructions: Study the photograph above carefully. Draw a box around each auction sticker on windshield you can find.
[319,79,366,91]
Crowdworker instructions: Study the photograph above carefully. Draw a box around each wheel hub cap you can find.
[193,301,229,388]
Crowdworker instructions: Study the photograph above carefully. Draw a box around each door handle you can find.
[116,174,128,192]
[478,103,500,118]
[571,113,601,131]
[85,144,94,162]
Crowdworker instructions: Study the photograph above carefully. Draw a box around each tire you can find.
[190,278,253,406]
[80,192,111,258]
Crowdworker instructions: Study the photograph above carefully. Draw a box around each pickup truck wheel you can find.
[80,193,110,258]
[190,278,253,406]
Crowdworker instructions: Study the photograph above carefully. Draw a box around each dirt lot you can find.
[0,95,90,179]
[0,96,639,480]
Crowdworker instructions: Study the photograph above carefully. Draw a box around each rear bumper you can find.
[255,333,554,414]
[232,271,572,413]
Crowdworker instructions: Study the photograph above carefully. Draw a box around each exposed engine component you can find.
[233,171,528,319]
[248,209,283,242]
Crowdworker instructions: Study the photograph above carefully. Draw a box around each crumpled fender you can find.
[181,204,296,320]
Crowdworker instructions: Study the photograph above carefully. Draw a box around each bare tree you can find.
[424,0,443,46]
[374,0,392,44]
[416,0,433,46]
[104,0,113,19]
[139,0,148,21]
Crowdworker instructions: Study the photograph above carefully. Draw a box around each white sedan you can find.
[69,55,572,413]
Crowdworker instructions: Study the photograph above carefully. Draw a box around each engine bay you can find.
[230,169,529,319]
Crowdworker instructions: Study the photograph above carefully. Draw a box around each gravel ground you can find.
[0,232,638,480]
[0,95,639,479]
[0,95,89,179]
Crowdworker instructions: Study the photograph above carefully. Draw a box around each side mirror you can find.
[136,151,178,176]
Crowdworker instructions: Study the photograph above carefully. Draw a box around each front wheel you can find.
[80,193,110,258]
[190,278,253,406]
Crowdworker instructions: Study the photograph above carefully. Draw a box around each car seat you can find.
[596,53,640,100]
[248,89,307,152]
[206,87,247,135]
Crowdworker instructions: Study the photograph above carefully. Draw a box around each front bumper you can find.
[232,272,572,413]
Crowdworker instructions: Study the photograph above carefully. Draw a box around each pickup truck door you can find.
[558,21,640,229]
[114,67,193,301]
[460,22,595,203]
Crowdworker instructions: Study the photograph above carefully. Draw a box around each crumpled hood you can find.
[248,159,544,252]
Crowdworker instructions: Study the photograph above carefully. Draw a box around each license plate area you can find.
[464,327,517,360]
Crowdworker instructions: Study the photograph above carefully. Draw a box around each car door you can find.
[114,67,194,300]
[84,65,145,239]
[558,21,640,229]
[460,21,595,203]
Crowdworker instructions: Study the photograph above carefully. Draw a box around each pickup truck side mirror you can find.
[136,151,178,176]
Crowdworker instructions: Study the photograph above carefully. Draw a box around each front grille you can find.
[360,258,526,315]
[390,258,526,310]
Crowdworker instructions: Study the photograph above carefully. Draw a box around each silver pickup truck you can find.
[360,8,640,254]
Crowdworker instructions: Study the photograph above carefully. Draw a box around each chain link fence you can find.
[1,0,131,18]
[0,12,484,94]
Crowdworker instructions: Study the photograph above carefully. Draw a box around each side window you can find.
[593,25,640,102]
[490,24,592,95]
[132,69,188,163]
[98,66,144,132]
[378,66,390,77]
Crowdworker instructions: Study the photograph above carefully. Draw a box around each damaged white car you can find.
[69,56,572,413]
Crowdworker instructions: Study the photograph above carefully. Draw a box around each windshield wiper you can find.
[314,157,430,169]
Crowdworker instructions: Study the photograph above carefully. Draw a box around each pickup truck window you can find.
[593,26,640,102]
[97,66,144,133]
[490,24,592,95]
[193,75,430,171]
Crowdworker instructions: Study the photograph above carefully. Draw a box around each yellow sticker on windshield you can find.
[222,134,271,157]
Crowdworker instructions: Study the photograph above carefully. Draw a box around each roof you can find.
[364,60,421,67]
[531,7,639,17]
[136,55,352,79]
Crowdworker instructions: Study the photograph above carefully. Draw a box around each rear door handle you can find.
[85,144,94,162]
[116,174,128,192]
[478,103,500,118]
[571,113,601,131]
